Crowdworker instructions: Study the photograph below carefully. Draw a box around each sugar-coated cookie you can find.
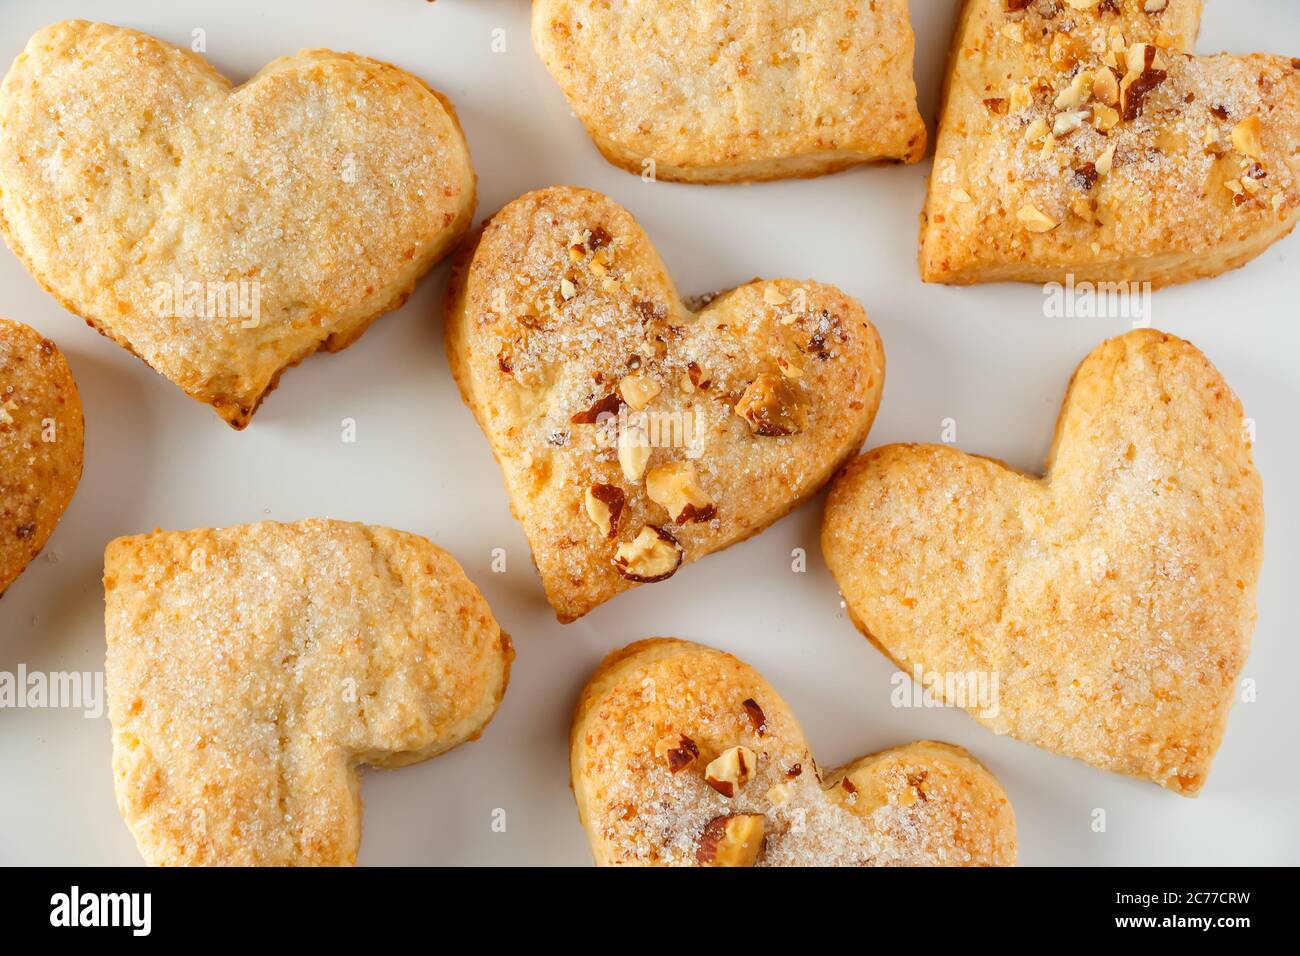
[104,520,513,865]
[572,639,1016,866]
[0,20,475,428]
[446,186,885,622]
[0,319,83,597]
[532,0,926,183]
[823,330,1262,795]
[920,0,1300,286]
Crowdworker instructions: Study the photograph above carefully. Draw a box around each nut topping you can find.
[1091,103,1120,131]
[584,483,625,538]
[1092,68,1120,106]
[1231,116,1265,160]
[612,525,683,582]
[742,698,768,735]
[1017,203,1058,233]
[618,372,661,410]
[735,372,806,437]
[1054,70,1093,110]
[1119,43,1168,122]
[1053,110,1089,136]
[571,392,621,424]
[646,460,716,524]
[656,734,700,773]
[1096,143,1117,176]
[617,423,651,482]
[696,813,765,867]
[705,745,757,797]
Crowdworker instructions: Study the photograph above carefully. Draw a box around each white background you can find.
[0,0,1296,866]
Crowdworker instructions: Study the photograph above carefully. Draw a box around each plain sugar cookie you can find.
[104,520,513,865]
[533,0,926,183]
[823,329,1263,795]
[0,20,476,427]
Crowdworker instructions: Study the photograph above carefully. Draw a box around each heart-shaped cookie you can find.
[446,186,885,622]
[0,319,83,597]
[823,330,1262,795]
[920,0,1300,286]
[104,520,513,865]
[532,0,926,183]
[572,639,1016,866]
[0,20,475,428]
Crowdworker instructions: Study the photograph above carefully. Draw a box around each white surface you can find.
[0,0,1297,867]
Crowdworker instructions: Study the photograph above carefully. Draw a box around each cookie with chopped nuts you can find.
[571,639,1016,866]
[445,186,885,622]
[0,319,83,598]
[823,330,1262,795]
[921,0,1300,287]
[104,520,513,865]
[0,20,475,428]
[532,0,926,183]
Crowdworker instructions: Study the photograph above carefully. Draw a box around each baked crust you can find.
[920,0,1300,286]
[571,638,1016,866]
[822,329,1263,795]
[0,319,83,597]
[0,20,476,428]
[445,186,885,622]
[104,520,513,865]
[532,0,926,183]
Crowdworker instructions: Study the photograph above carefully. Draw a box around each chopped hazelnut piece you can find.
[705,745,757,797]
[1001,23,1024,44]
[618,372,661,410]
[612,525,683,582]
[1053,110,1089,136]
[1119,43,1168,122]
[696,813,765,867]
[1096,143,1117,176]
[656,734,700,773]
[646,460,716,524]
[686,361,711,391]
[1092,68,1120,106]
[560,278,577,300]
[617,423,651,482]
[1025,117,1051,144]
[775,349,804,379]
[1054,71,1094,110]
[570,392,621,424]
[584,483,625,539]
[1017,204,1058,233]
[1092,103,1120,131]
[1064,0,1098,9]
[735,372,807,437]
[1231,116,1265,160]
[1144,0,1167,11]
[762,286,788,306]
[742,698,768,735]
